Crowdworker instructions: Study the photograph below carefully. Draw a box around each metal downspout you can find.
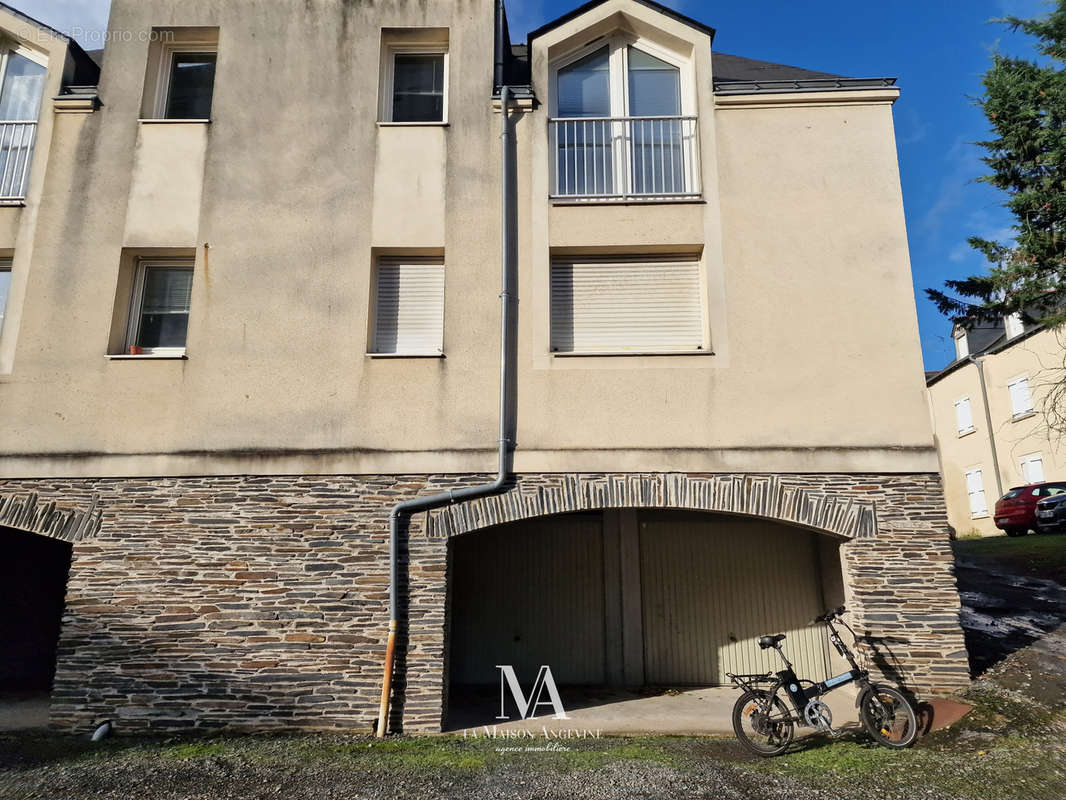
[375,85,518,738]
[969,355,1003,499]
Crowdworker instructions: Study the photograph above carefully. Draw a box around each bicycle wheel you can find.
[858,685,918,749]
[732,690,795,757]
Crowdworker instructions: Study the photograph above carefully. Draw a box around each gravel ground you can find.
[3,541,1064,800]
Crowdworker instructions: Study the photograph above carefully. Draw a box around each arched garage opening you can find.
[0,525,73,729]
[444,508,846,731]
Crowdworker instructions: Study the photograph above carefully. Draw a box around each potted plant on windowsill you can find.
[128,345,144,355]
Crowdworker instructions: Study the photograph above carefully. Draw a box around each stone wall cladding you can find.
[0,471,968,735]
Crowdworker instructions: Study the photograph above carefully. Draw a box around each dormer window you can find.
[953,327,969,360]
[1004,312,1023,339]
[550,37,698,200]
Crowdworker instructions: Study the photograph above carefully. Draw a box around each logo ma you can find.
[495,665,570,720]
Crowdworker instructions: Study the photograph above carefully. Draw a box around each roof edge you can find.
[0,2,100,85]
[925,323,1048,387]
[713,77,897,95]
[527,0,715,44]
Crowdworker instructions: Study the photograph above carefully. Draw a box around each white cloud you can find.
[14,0,111,48]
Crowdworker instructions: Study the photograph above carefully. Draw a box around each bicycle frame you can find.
[729,615,871,726]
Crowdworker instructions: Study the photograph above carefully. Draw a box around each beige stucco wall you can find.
[1,0,937,480]
[928,326,1066,536]
[0,5,83,375]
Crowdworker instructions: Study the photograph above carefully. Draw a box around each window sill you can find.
[552,350,713,357]
[957,428,976,438]
[1011,411,1037,422]
[366,352,445,359]
[376,121,449,127]
[106,353,187,360]
[138,118,212,124]
[0,200,25,207]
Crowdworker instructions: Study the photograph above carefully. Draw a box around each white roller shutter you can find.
[550,256,704,353]
[372,258,445,354]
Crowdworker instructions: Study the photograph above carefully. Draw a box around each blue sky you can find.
[15,0,1054,369]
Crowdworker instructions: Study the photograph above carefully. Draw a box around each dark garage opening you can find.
[0,526,73,700]
[444,509,844,731]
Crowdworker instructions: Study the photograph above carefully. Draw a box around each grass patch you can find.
[954,534,1066,584]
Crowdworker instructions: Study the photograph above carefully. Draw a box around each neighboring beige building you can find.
[927,315,1066,537]
[0,0,968,734]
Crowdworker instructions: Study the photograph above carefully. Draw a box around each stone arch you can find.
[428,473,877,540]
[0,491,102,543]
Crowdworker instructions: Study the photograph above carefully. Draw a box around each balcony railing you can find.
[0,121,38,202]
[549,115,701,201]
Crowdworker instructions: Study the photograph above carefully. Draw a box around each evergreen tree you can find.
[927,2,1066,328]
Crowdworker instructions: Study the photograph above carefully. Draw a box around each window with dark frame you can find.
[164,52,217,119]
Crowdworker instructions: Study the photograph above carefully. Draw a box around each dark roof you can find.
[85,48,104,68]
[926,322,1045,387]
[711,52,846,83]
[0,2,100,86]
[528,0,715,44]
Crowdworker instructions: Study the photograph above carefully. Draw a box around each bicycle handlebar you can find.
[810,605,846,625]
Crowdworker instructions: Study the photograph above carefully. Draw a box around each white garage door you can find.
[640,514,831,684]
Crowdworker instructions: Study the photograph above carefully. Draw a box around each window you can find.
[551,37,698,199]
[550,256,704,354]
[954,397,975,435]
[1020,453,1045,485]
[370,257,444,355]
[1007,376,1034,418]
[0,258,10,335]
[1005,312,1024,339]
[953,327,969,360]
[126,260,194,354]
[0,46,47,201]
[144,31,219,120]
[965,468,988,518]
[163,52,217,119]
[381,46,447,123]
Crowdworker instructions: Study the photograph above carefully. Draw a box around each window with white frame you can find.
[0,45,47,201]
[370,257,445,355]
[150,39,218,120]
[0,257,10,335]
[549,255,704,354]
[380,46,447,123]
[1007,375,1034,418]
[965,468,988,518]
[1020,452,1045,485]
[1005,312,1024,339]
[954,396,975,435]
[550,35,697,199]
[125,260,194,354]
[953,327,969,360]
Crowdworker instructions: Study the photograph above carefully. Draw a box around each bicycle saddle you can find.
[757,634,786,649]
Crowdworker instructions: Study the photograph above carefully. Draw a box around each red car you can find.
[994,482,1066,536]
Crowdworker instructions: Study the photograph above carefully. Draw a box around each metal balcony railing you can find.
[0,121,38,202]
[549,115,701,201]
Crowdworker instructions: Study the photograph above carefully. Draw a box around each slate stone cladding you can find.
[0,471,968,734]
